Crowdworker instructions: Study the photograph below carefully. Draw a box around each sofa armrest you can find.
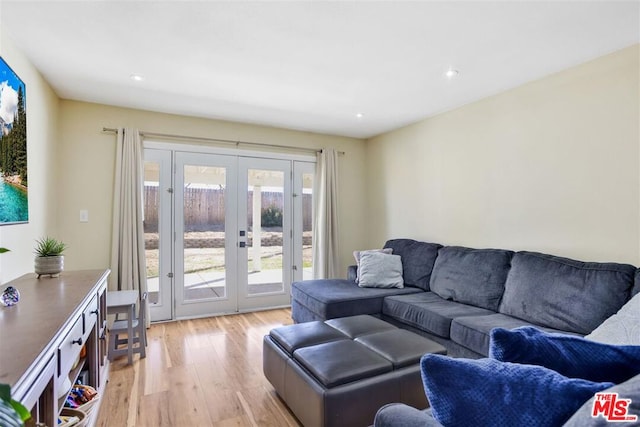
[347,265,358,282]
[374,403,442,427]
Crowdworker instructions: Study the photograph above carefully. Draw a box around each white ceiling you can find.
[1,1,639,139]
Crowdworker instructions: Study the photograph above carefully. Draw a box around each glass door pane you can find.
[247,169,285,295]
[294,161,315,282]
[182,164,228,301]
[143,148,172,321]
[302,168,314,280]
[238,157,291,311]
[144,161,160,303]
[175,152,237,318]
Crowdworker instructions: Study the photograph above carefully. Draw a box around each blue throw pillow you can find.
[421,354,614,427]
[489,326,640,384]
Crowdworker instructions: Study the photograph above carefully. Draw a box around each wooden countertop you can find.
[0,269,110,395]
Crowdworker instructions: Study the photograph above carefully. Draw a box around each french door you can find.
[174,152,239,318]
[237,157,293,312]
[144,146,314,321]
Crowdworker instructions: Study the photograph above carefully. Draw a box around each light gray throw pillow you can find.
[353,248,393,283]
[358,251,404,289]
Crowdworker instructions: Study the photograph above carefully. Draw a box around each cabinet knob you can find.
[72,337,83,346]
[91,309,99,316]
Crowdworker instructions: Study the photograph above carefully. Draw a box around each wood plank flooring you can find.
[96,309,301,427]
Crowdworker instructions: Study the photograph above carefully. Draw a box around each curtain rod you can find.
[101,127,345,155]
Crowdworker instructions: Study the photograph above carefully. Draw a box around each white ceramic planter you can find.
[35,255,64,278]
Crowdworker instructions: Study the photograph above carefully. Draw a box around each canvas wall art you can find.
[0,56,28,224]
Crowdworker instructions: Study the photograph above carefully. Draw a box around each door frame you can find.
[144,141,316,321]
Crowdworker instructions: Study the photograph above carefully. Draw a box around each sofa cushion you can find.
[490,327,640,384]
[586,292,640,345]
[499,251,635,334]
[383,239,442,291]
[358,252,404,289]
[429,246,514,311]
[420,354,614,427]
[564,373,640,426]
[382,292,495,339]
[291,279,422,320]
[450,313,579,356]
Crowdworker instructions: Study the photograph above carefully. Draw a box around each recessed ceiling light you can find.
[356,113,364,119]
[130,73,145,82]
[444,68,459,79]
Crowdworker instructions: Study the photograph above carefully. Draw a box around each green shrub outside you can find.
[261,205,283,227]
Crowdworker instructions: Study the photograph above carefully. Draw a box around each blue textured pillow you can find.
[490,327,640,384]
[421,354,614,427]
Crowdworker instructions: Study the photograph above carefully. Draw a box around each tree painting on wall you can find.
[0,57,27,225]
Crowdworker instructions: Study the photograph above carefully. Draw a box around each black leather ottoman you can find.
[263,315,446,427]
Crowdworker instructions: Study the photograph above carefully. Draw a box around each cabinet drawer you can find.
[58,316,84,378]
[82,294,99,340]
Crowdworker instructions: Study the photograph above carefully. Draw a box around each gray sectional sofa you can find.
[291,238,640,358]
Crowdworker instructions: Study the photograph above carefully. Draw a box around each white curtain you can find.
[109,128,149,326]
[312,148,340,278]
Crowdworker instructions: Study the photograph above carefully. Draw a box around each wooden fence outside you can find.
[143,186,312,232]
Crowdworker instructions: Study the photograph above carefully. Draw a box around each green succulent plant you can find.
[34,237,66,257]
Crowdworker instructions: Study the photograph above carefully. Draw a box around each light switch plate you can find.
[80,209,89,223]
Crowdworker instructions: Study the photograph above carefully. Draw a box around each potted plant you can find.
[34,237,67,278]
[0,383,30,426]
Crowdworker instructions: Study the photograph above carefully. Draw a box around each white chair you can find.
[108,292,147,363]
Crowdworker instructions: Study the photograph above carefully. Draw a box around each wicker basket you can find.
[59,408,86,427]
[77,395,100,415]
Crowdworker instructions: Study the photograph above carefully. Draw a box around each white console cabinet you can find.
[0,270,110,427]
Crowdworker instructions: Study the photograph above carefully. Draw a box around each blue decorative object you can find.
[420,354,613,427]
[1,286,20,307]
[489,326,640,384]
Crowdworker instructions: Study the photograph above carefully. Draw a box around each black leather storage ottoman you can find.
[263,315,446,427]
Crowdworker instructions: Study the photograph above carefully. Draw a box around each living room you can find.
[0,1,638,426]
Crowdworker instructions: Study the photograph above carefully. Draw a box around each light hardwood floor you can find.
[96,308,301,427]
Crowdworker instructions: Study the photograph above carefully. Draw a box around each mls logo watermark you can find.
[591,392,638,422]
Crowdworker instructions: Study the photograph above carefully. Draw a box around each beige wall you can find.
[57,101,367,276]
[0,33,60,281]
[366,44,640,265]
